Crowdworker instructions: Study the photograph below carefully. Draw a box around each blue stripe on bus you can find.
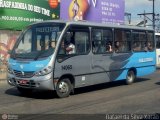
[8,57,51,72]
[115,52,156,81]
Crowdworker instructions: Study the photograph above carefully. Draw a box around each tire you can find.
[126,70,135,85]
[17,87,33,95]
[56,78,72,98]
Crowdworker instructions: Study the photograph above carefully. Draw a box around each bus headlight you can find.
[35,66,52,76]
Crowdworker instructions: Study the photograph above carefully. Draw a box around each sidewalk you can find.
[0,64,7,81]
[0,72,7,81]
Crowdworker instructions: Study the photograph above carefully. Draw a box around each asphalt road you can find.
[0,69,160,120]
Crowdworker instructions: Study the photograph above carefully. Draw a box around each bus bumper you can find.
[7,73,55,90]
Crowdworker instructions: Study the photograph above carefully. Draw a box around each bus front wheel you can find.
[126,70,135,85]
[56,78,72,98]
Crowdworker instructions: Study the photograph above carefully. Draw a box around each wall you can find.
[0,30,20,79]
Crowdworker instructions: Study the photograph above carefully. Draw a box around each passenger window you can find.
[75,32,89,54]
[92,29,103,54]
[92,28,113,54]
[156,34,160,49]
[58,26,90,56]
[58,32,75,55]
[146,32,154,51]
[104,30,113,53]
[132,31,147,52]
[114,29,131,53]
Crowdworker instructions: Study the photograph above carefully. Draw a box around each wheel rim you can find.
[58,81,69,94]
[127,72,133,83]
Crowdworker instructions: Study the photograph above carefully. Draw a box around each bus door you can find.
[54,26,92,87]
[91,28,113,83]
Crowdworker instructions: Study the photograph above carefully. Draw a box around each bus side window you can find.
[132,32,141,52]
[103,29,113,53]
[65,32,76,55]
[133,41,141,51]
[57,26,90,62]
[132,31,147,52]
[92,28,113,54]
[114,29,131,53]
[58,36,68,55]
[147,32,154,51]
[92,29,102,53]
[114,29,123,52]
[75,32,89,54]
[58,32,76,55]
[156,34,160,49]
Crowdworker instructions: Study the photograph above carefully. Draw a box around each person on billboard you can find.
[72,0,80,20]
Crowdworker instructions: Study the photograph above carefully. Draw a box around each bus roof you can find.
[31,20,154,31]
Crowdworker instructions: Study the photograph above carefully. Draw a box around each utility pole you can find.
[137,11,148,27]
[144,11,147,27]
[137,12,152,27]
[137,0,156,30]
[149,0,155,30]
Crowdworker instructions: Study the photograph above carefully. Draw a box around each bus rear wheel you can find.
[56,78,72,98]
[126,70,135,85]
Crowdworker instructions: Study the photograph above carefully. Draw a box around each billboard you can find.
[0,0,60,30]
[60,0,124,24]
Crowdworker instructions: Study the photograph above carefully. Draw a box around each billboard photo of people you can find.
[60,0,124,24]
[68,0,89,21]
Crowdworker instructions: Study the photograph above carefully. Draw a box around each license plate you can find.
[19,80,28,85]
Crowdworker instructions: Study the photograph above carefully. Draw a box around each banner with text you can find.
[0,0,60,30]
[60,0,124,24]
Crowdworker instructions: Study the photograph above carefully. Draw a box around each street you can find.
[0,69,160,120]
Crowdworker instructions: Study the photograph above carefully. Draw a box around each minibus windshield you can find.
[11,23,65,60]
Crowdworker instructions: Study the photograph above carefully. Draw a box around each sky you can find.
[125,0,160,26]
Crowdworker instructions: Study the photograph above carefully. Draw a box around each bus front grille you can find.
[13,70,34,78]
[17,80,36,87]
